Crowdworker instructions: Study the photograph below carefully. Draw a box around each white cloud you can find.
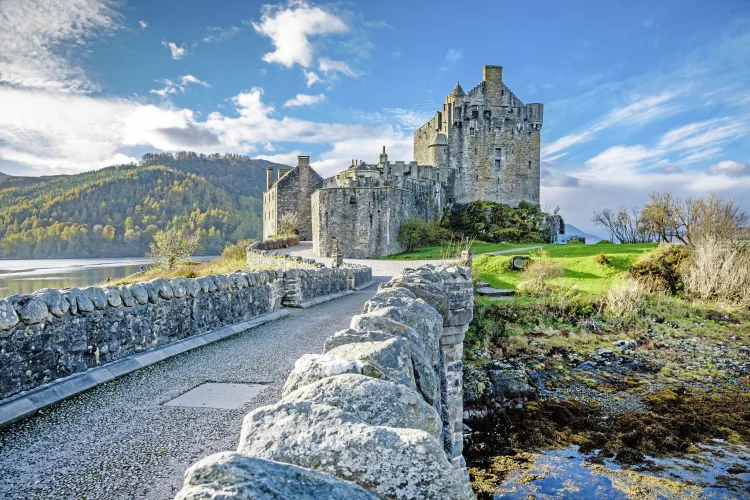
[318,57,358,78]
[707,160,750,177]
[0,0,119,93]
[180,75,210,87]
[101,153,138,167]
[162,41,186,60]
[252,1,348,68]
[138,20,147,30]
[439,48,463,73]
[381,108,432,129]
[284,93,326,107]
[542,91,683,158]
[304,70,322,87]
[202,25,242,43]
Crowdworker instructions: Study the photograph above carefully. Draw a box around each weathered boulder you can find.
[237,401,467,499]
[282,354,364,397]
[283,374,441,438]
[349,314,422,348]
[185,279,202,298]
[176,452,376,500]
[170,277,188,298]
[148,278,173,300]
[6,295,48,324]
[126,283,149,305]
[323,329,395,352]
[117,286,135,307]
[231,273,248,289]
[64,288,95,313]
[197,276,217,293]
[366,287,416,303]
[326,338,415,390]
[462,367,490,406]
[33,288,69,318]
[362,297,443,366]
[103,287,122,308]
[488,362,536,401]
[0,300,20,331]
[81,286,106,310]
[379,272,448,318]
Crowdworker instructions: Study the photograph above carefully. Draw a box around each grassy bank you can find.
[473,243,656,295]
[385,241,541,260]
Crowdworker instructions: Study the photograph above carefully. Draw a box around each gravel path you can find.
[0,274,407,500]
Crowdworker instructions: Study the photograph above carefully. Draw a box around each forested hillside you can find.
[0,154,289,259]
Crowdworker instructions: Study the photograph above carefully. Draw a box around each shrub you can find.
[630,244,686,295]
[278,213,299,237]
[221,239,254,261]
[604,278,646,324]
[567,239,584,245]
[442,200,548,243]
[682,237,750,306]
[593,252,610,266]
[595,240,612,244]
[517,256,565,294]
[148,228,200,269]
[397,219,449,252]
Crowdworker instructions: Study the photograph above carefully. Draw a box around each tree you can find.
[148,228,200,269]
[591,206,653,244]
[640,192,681,243]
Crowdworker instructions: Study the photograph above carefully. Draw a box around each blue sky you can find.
[0,0,748,231]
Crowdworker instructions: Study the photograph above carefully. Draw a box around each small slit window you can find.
[349,196,356,204]
[469,127,475,136]
[528,161,532,173]
[494,128,500,137]
[494,148,502,169]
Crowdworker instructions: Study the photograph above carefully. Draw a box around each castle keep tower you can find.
[414,65,543,206]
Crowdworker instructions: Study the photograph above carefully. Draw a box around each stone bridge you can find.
[0,246,474,499]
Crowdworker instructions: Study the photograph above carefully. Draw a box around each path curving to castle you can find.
[0,248,434,500]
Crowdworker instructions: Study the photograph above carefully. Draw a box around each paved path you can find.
[0,263,415,499]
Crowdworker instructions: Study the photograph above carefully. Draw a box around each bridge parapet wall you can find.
[176,264,475,499]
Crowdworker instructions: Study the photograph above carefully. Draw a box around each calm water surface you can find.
[0,257,216,298]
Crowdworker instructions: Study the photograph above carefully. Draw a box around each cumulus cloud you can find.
[0,0,119,93]
[162,41,186,60]
[283,93,326,107]
[706,160,750,177]
[252,1,348,68]
[180,75,210,87]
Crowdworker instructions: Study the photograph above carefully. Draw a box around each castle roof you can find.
[450,82,465,97]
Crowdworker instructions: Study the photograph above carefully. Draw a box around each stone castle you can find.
[263,65,543,258]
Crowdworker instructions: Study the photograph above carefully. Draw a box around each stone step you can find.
[476,282,490,288]
[476,287,515,297]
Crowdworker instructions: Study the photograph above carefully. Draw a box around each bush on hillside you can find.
[630,244,687,295]
[442,201,548,243]
[604,278,647,324]
[148,228,200,269]
[596,240,612,244]
[567,239,584,245]
[517,254,565,295]
[221,239,254,261]
[682,237,750,306]
[397,219,451,252]
[593,252,610,266]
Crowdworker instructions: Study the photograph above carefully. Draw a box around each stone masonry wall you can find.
[0,258,372,402]
[175,264,475,499]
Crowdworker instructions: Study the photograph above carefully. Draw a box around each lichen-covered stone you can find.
[176,452,376,500]
[282,354,364,397]
[65,288,95,314]
[237,401,467,499]
[325,338,415,390]
[149,278,173,299]
[6,295,48,324]
[185,279,202,298]
[170,277,188,298]
[117,286,135,307]
[283,374,441,438]
[379,272,448,318]
[82,286,106,310]
[0,300,19,331]
[103,287,122,308]
[33,288,69,318]
[126,283,148,305]
[323,329,395,352]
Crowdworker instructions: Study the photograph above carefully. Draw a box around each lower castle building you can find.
[263,65,544,258]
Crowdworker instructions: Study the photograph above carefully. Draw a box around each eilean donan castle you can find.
[263,65,543,258]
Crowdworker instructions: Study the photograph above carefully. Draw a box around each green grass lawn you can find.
[384,241,541,260]
[473,243,657,295]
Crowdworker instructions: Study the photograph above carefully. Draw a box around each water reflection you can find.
[0,257,216,298]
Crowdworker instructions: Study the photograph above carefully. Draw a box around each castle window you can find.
[349,196,356,204]
[494,128,500,137]
[469,127,475,136]
[494,148,502,169]
[528,161,532,173]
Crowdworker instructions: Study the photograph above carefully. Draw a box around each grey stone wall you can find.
[262,156,323,241]
[175,264,475,499]
[0,257,372,402]
[249,236,300,251]
[312,187,418,258]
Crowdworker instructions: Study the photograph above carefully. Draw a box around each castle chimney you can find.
[297,155,310,169]
[266,167,273,190]
[482,65,504,107]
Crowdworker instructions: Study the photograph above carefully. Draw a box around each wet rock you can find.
[487,362,536,400]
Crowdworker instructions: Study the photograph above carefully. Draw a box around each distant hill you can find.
[565,224,605,243]
[0,153,291,259]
